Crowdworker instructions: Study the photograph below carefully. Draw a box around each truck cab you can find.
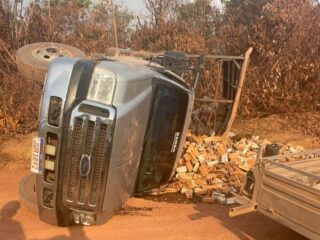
[32,55,194,226]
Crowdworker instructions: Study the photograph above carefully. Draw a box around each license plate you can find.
[31,137,44,174]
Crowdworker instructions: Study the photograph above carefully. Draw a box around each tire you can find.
[16,42,87,83]
[19,173,38,214]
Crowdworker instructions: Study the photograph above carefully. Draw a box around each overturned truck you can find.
[19,43,252,226]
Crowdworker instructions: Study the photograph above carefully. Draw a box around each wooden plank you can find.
[222,47,253,139]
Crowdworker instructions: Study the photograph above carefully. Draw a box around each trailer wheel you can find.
[16,42,87,83]
[19,173,38,214]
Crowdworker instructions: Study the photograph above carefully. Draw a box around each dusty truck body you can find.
[230,147,320,240]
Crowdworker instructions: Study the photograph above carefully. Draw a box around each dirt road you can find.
[0,169,306,240]
[1,115,318,240]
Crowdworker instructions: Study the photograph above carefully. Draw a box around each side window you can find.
[136,85,189,192]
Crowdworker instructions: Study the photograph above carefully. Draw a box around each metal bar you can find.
[227,61,231,99]
[87,118,101,204]
[262,176,320,208]
[263,149,320,161]
[195,98,234,104]
[233,60,241,70]
[214,60,223,99]
[192,54,205,91]
[229,202,257,217]
[269,158,320,175]
[84,119,100,206]
[265,161,320,181]
[76,117,89,204]
[231,62,236,99]
[265,170,320,196]
[185,54,245,60]
[252,145,266,202]
[286,157,320,166]
[278,164,320,176]
[66,118,84,202]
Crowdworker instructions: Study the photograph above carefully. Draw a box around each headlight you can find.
[48,96,62,126]
[87,67,116,105]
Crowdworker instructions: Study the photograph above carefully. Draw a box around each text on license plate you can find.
[31,137,44,174]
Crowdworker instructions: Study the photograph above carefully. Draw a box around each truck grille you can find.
[64,115,111,210]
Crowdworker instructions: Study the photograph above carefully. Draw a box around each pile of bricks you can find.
[166,131,304,204]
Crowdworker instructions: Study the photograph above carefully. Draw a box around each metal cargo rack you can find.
[149,48,253,136]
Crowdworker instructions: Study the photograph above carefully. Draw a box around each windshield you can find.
[136,84,189,192]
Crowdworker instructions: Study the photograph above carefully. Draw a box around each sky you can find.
[115,0,146,15]
[115,0,223,15]
[12,0,223,16]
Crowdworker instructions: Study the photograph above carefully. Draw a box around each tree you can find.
[178,0,220,39]
[144,0,179,25]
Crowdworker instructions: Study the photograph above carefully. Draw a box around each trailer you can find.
[230,147,320,240]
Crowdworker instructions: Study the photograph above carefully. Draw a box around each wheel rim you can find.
[32,46,71,62]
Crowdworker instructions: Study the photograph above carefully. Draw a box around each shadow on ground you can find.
[145,193,308,240]
[0,201,25,240]
[189,203,308,240]
[0,200,90,240]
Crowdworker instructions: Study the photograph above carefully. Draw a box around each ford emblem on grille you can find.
[80,154,90,177]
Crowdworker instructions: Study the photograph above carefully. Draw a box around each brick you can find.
[193,162,200,172]
[191,148,200,158]
[202,196,216,203]
[184,180,196,189]
[181,188,193,198]
[186,161,193,172]
[195,177,207,186]
[169,131,304,203]
[206,173,217,180]
[176,166,188,173]
[166,187,179,193]
[194,188,207,196]
[228,152,240,163]
[202,183,223,190]
[204,136,214,144]
[199,164,209,177]
[216,143,227,156]
[177,173,192,181]
[183,153,193,162]
[197,154,206,164]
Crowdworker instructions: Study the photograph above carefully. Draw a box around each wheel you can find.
[16,42,87,83]
[19,173,38,214]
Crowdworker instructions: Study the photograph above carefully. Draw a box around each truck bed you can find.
[231,149,320,240]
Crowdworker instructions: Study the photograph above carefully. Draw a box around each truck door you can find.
[136,84,189,193]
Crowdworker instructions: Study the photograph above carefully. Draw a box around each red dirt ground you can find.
[0,169,307,240]
[0,115,318,240]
